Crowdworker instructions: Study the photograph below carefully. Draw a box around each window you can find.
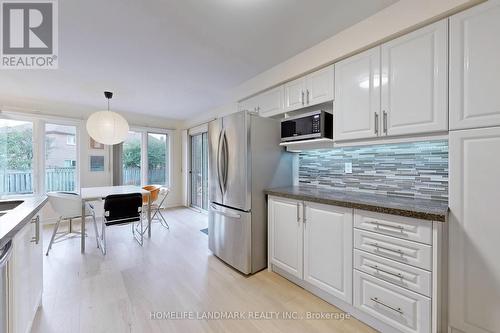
[147,133,169,185]
[0,119,34,196]
[66,134,76,145]
[45,123,78,192]
[122,131,142,186]
[119,130,170,187]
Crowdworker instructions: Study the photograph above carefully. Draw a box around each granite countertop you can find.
[264,186,448,222]
[0,196,48,248]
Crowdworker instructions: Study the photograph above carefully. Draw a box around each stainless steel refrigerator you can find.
[208,111,292,274]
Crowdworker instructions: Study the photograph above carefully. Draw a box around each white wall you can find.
[182,0,485,129]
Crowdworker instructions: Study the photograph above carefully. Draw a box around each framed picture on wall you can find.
[90,137,105,150]
[90,155,105,172]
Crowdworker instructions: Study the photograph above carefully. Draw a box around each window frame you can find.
[0,111,81,197]
[127,126,172,187]
[66,134,76,145]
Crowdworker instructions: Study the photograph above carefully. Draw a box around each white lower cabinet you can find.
[269,198,442,333]
[9,215,43,333]
[303,202,352,303]
[354,270,431,333]
[354,250,432,297]
[268,196,353,304]
[269,196,303,279]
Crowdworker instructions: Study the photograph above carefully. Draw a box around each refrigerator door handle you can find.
[210,204,241,219]
[217,129,225,195]
[222,130,229,193]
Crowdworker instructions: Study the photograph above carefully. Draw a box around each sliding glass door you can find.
[190,132,208,210]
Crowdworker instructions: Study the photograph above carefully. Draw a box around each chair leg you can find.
[46,217,62,256]
[92,213,99,249]
[158,209,169,229]
[97,219,106,255]
[140,214,144,245]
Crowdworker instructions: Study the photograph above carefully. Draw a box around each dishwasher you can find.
[0,240,12,333]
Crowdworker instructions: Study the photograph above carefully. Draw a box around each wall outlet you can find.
[344,162,352,174]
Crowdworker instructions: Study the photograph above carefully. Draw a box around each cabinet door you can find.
[450,0,500,130]
[306,65,334,106]
[334,48,381,141]
[268,196,303,279]
[449,127,500,333]
[238,95,259,113]
[303,202,353,303]
[10,222,34,333]
[284,78,305,111]
[258,86,284,117]
[381,19,448,137]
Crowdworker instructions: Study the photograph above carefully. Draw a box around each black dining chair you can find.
[96,193,144,255]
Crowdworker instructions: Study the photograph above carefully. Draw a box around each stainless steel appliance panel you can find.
[221,111,251,211]
[208,203,252,274]
[208,119,223,205]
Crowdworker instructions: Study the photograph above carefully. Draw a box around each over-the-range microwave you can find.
[280,110,333,142]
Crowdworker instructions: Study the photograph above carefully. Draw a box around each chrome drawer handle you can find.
[367,264,404,279]
[370,297,404,315]
[368,242,406,257]
[370,220,406,233]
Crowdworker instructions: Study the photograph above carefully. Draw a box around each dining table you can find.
[80,185,151,253]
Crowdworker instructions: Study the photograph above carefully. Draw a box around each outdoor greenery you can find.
[122,135,167,169]
[0,128,34,170]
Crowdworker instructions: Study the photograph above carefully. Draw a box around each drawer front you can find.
[354,210,432,245]
[354,250,432,297]
[354,270,431,333]
[354,229,432,270]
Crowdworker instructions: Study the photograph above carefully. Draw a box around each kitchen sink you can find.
[0,200,24,211]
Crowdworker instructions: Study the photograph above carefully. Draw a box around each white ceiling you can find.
[0,0,397,121]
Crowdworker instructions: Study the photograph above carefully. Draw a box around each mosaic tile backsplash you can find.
[298,140,448,201]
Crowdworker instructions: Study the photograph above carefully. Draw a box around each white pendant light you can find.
[86,91,129,145]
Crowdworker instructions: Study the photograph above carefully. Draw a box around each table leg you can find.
[81,200,86,253]
[148,195,152,238]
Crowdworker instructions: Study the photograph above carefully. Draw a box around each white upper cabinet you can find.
[303,202,353,304]
[306,65,335,106]
[239,86,284,117]
[284,77,306,111]
[449,127,500,333]
[334,48,381,141]
[257,86,284,117]
[450,0,500,130]
[238,95,259,113]
[381,19,448,137]
[285,65,334,112]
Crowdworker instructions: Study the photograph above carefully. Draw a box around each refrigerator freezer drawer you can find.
[209,204,252,274]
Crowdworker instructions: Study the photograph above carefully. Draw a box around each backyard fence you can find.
[1,167,167,195]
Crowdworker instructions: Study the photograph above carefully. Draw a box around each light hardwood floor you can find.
[32,207,376,333]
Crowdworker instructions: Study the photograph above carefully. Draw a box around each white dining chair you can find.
[46,192,99,255]
[152,187,170,229]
